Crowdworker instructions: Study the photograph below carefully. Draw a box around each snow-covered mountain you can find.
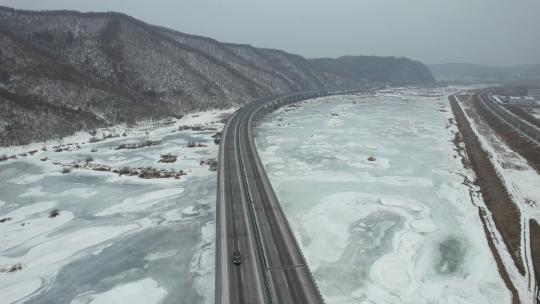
[0,6,436,146]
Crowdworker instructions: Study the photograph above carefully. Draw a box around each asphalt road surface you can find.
[216,89,364,304]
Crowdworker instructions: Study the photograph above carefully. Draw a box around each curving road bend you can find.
[216,89,364,304]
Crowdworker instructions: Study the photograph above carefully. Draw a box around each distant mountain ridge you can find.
[311,55,435,86]
[429,63,540,84]
[0,6,436,146]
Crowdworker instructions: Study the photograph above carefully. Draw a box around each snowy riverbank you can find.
[0,109,234,304]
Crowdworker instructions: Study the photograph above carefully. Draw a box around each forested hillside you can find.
[0,6,435,146]
[310,55,436,86]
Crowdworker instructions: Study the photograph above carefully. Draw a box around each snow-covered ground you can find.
[456,96,540,302]
[0,109,234,304]
[255,88,511,304]
[528,107,540,120]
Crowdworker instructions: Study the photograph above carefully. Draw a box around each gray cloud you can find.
[1,0,538,66]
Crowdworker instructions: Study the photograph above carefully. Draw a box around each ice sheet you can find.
[255,87,511,304]
[71,278,167,304]
[0,108,229,303]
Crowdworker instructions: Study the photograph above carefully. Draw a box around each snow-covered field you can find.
[255,88,511,304]
[0,109,233,304]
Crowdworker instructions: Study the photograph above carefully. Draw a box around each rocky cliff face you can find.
[0,6,436,146]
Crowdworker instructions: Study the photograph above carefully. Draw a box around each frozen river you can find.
[1,88,513,304]
[0,111,227,304]
[255,88,511,304]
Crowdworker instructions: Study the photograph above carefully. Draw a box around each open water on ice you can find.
[255,88,511,304]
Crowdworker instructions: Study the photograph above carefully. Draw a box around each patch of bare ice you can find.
[96,188,184,216]
[71,278,166,304]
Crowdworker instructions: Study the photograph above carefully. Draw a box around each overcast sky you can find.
[1,0,538,66]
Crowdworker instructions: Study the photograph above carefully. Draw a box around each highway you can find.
[478,91,540,145]
[216,89,364,304]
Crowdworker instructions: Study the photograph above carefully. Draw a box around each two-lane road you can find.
[217,105,266,304]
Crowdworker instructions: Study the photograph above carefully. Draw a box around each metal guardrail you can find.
[246,88,365,303]
[478,92,540,145]
[216,87,365,304]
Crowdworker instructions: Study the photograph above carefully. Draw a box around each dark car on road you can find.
[232,251,242,265]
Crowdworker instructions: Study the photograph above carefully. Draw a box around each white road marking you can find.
[282,273,289,287]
